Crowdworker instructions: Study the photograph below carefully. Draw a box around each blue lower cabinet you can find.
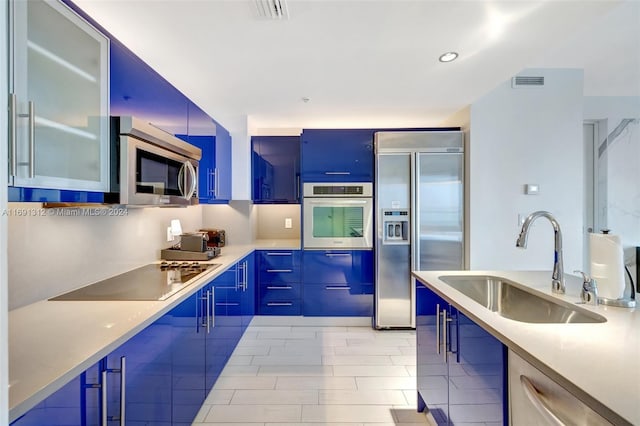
[302,250,374,316]
[171,291,207,425]
[106,310,174,425]
[416,281,506,425]
[303,283,373,316]
[258,282,302,315]
[256,250,302,315]
[10,373,88,425]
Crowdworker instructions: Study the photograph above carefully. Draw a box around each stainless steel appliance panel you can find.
[375,154,413,328]
[416,153,464,271]
[374,131,464,329]
[303,182,373,249]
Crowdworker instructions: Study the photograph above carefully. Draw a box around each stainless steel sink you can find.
[437,275,607,324]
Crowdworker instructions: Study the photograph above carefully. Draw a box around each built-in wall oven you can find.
[303,182,373,249]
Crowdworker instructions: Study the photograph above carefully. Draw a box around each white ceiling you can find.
[73,0,640,134]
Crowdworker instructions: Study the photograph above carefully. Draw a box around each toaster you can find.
[199,228,226,247]
[180,232,209,252]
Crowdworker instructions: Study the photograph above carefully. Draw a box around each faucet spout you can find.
[516,211,565,294]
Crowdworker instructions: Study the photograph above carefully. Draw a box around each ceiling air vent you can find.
[254,0,289,20]
[512,76,545,88]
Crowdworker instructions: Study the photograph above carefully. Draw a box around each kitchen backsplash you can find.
[255,204,301,240]
[8,200,301,309]
[7,203,202,309]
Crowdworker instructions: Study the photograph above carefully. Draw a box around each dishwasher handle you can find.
[520,375,566,426]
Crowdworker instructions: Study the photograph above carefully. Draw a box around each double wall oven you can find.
[303,182,373,249]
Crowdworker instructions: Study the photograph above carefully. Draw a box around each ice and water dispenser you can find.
[381,209,409,244]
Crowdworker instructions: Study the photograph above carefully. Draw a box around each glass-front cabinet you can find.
[8,0,109,192]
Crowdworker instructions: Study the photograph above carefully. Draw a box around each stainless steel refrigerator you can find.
[374,131,464,329]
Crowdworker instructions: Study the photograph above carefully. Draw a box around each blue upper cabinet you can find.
[214,124,233,202]
[252,136,301,203]
[110,39,188,136]
[185,101,231,203]
[301,129,374,182]
[8,0,110,202]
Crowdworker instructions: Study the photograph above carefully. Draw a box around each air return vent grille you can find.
[255,0,289,19]
[511,76,545,88]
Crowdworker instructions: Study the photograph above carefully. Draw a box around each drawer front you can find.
[258,268,301,283]
[303,250,374,284]
[258,250,301,270]
[259,283,302,302]
[303,283,373,316]
[258,250,301,282]
[258,299,302,315]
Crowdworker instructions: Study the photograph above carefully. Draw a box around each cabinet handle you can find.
[102,357,126,425]
[435,304,441,355]
[208,168,215,196]
[442,308,448,363]
[326,286,351,290]
[265,252,293,256]
[296,175,301,201]
[520,375,567,426]
[27,101,35,178]
[325,253,351,257]
[101,370,107,426]
[235,264,241,291]
[324,171,351,175]
[267,286,292,290]
[210,287,215,329]
[243,260,249,291]
[214,167,220,198]
[267,302,293,306]
[206,290,212,334]
[216,302,239,306]
[267,269,293,273]
[119,357,126,426]
[9,94,17,177]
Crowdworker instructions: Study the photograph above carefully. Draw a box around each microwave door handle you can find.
[177,162,186,197]
[184,161,197,200]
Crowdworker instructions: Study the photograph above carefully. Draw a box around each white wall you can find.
[8,204,202,309]
[231,116,251,201]
[1,1,9,421]
[255,205,301,240]
[469,69,585,273]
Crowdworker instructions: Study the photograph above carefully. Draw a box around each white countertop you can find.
[413,270,640,426]
[8,241,299,422]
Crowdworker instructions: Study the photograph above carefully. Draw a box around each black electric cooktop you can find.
[50,262,219,301]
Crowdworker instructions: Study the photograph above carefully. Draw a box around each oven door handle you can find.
[308,200,368,205]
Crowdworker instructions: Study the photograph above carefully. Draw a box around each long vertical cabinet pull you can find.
[101,357,126,425]
[27,101,35,178]
[242,261,248,291]
[9,94,17,177]
[442,309,447,363]
[209,287,215,329]
[435,304,441,355]
[214,167,220,198]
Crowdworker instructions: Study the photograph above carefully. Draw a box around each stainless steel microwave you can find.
[107,116,201,206]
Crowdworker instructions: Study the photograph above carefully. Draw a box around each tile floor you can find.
[192,316,432,426]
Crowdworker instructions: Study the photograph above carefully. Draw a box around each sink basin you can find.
[437,275,606,324]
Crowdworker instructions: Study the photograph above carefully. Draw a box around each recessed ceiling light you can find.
[439,52,459,63]
[301,97,310,103]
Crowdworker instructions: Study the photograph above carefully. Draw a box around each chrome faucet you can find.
[516,211,565,294]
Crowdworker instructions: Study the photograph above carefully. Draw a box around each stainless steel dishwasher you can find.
[508,350,614,425]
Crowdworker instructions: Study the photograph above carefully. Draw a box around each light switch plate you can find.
[285,218,292,229]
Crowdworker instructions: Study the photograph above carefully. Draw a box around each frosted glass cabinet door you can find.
[9,0,109,191]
